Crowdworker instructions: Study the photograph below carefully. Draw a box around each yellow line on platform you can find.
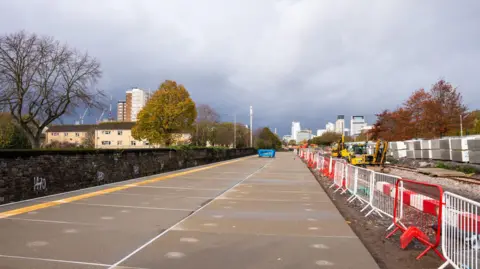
[0,157,252,219]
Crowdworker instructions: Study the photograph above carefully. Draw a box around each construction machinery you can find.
[331,135,350,158]
[332,138,389,167]
[348,140,389,167]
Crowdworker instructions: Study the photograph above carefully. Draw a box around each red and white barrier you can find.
[440,192,480,269]
[387,179,444,260]
[309,151,480,263]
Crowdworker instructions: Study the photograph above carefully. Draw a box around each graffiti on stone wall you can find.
[33,177,47,192]
[97,171,105,181]
[133,165,140,175]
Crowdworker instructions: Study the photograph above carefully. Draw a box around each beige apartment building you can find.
[45,125,95,145]
[94,122,191,149]
[46,122,192,149]
[94,122,149,149]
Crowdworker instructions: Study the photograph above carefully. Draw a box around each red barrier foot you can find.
[400,226,429,249]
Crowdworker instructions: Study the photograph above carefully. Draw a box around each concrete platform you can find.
[417,167,467,177]
[0,153,379,269]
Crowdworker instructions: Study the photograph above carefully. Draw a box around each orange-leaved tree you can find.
[132,80,197,146]
[370,79,471,140]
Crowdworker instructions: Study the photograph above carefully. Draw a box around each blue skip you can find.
[258,149,276,158]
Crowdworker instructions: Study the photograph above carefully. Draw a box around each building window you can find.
[117,141,122,145]
[75,132,80,137]
[101,141,111,145]
[144,141,149,145]
[102,131,111,135]
[52,132,59,136]
[131,141,136,146]
[118,130,123,135]
[64,132,69,136]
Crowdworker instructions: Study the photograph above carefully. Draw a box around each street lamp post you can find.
[460,114,464,137]
[234,114,236,148]
[460,113,469,137]
[250,106,253,147]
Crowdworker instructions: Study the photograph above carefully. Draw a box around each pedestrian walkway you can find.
[0,153,379,269]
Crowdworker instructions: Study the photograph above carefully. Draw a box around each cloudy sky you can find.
[1,0,479,135]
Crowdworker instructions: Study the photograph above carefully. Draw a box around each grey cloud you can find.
[1,0,479,135]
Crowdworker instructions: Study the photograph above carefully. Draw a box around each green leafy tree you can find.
[132,80,197,146]
[254,127,282,150]
[288,139,296,146]
[310,131,341,146]
[0,113,31,149]
[81,130,95,148]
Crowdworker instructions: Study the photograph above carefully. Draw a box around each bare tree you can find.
[197,104,220,123]
[192,104,220,146]
[0,31,103,148]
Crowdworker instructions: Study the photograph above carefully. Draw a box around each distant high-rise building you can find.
[335,115,345,134]
[326,122,335,132]
[130,88,151,122]
[296,130,312,143]
[350,116,367,137]
[317,129,326,136]
[117,101,127,121]
[291,121,301,141]
[283,135,292,142]
[120,88,151,122]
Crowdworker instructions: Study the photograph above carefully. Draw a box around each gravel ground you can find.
[310,169,443,269]
[387,168,480,202]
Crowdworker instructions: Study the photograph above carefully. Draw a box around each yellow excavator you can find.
[349,140,388,166]
[331,137,389,167]
[331,135,351,158]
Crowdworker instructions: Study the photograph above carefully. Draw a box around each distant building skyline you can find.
[335,115,345,134]
[291,121,301,141]
[350,115,367,137]
[117,88,151,122]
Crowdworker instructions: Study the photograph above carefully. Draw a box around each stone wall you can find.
[0,148,256,204]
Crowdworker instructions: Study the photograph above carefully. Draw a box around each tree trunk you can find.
[25,134,41,149]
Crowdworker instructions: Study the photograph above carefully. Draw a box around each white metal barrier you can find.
[316,154,324,171]
[367,172,401,218]
[440,192,480,269]
[345,164,358,200]
[330,160,346,193]
[350,166,374,209]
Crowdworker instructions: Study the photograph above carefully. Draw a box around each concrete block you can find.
[469,151,480,164]
[414,150,422,159]
[421,140,432,150]
[392,150,407,159]
[413,141,422,150]
[421,149,432,159]
[431,139,440,150]
[406,141,415,151]
[468,140,480,151]
[390,141,406,150]
[451,138,477,151]
[432,149,451,160]
[451,151,469,163]
[439,139,451,150]
[406,150,414,159]
[396,142,407,150]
